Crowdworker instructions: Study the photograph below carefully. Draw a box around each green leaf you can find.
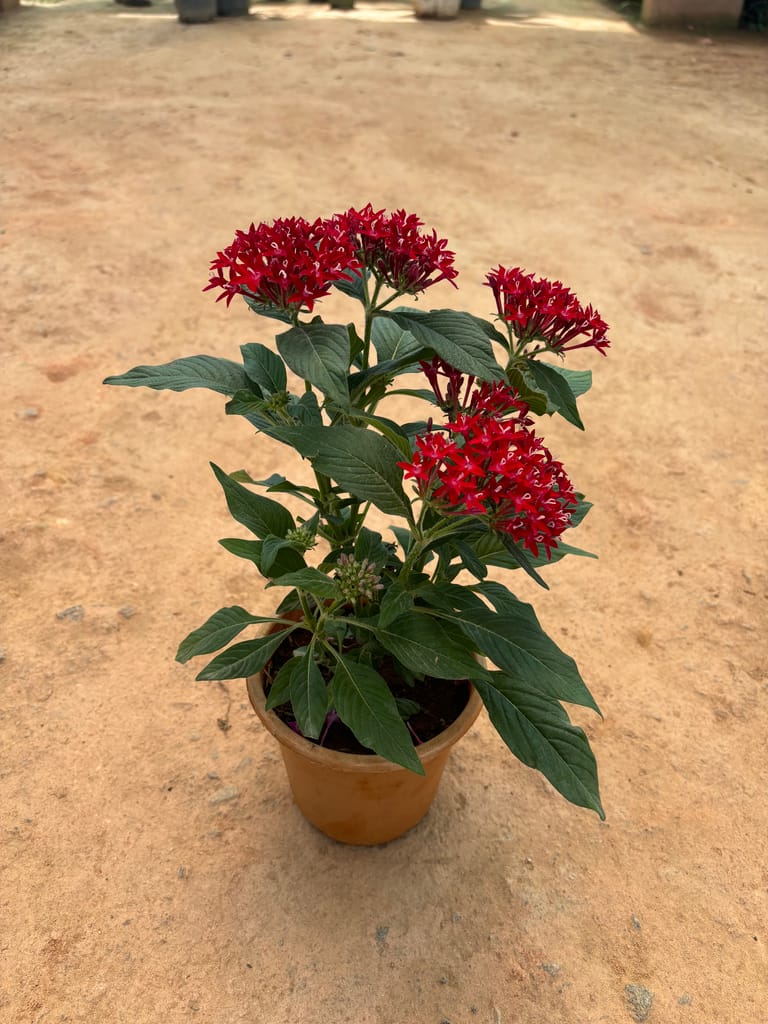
[333,269,366,302]
[474,673,604,818]
[354,527,396,568]
[331,655,424,774]
[265,658,296,710]
[523,360,584,430]
[350,412,413,460]
[386,309,504,383]
[309,426,412,519]
[505,366,548,416]
[218,538,263,564]
[378,584,413,628]
[196,626,298,681]
[290,647,329,739]
[465,313,509,346]
[176,606,283,663]
[431,603,600,713]
[390,526,414,555]
[276,322,350,407]
[242,293,294,324]
[547,364,592,399]
[416,581,487,615]
[497,532,550,589]
[569,495,593,530]
[251,474,318,505]
[454,540,488,581]
[372,612,488,681]
[211,463,295,539]
[370,317,423,362]
[259,536,307,577]
[240,343,287,395]
[103,355,250,396]
[266,568,339,600]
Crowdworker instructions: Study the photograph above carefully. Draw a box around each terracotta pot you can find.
[246,667,483,846]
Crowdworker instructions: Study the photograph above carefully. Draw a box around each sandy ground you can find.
[1,1,767,1021]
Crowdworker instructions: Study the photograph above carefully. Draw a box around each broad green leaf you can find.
[176,606,284,663]
[218,537,263,564]
[547,364,592,399]
[569,495,593,530]
[211,463,295,539]
[196,626,298,681]
[354,527,397,568]
[265,658,297,710]
[464,313,509,346]
[286,391,323,428]
[474,673,604,818]
[290,647,329,739]
[370,317,422,362]
[505,366,548,416]
[378,584,414,628]
[259,536,307,577]
[386,309,503,383]
[351,411,412,460]
[523,360,584,430]
[430,603,600,713]
[497,532,550,589]
[251,474,318,505]
[266,568,339,600]
[333,269,366,302]
[390,526,414,555]
[309,426,412,519]
[104,355,250,396]
[331,656,424,774]
[276,322,350,407]
[372,612,488,681]
[242,293,294,323]
[454,540,488,580]
[416,581,487,615]
[240,343,287,395]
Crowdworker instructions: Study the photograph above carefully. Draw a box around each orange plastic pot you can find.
[246,670,483,846]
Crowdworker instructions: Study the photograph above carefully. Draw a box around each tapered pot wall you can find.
[247,674,483,846]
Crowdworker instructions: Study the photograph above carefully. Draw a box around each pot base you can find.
[247,674,483,845]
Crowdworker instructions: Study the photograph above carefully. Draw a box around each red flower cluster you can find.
[204,216,360,312]
[485,266,610,356]
[400,380,577,558]
[333,204,458,295]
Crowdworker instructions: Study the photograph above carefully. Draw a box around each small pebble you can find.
[209,786,239,805]
[451,912,462,923]
[631,914,642,930]
[119,605,137,619]
[375,926,389,943]
[56,605,84,622]
[540,963,561,976]
[678,994,692,1006]
[177,866,188,879]
[207,771,220,780]
[17,407,40,419]
[625,983,654,1022]
[0,647,6,663]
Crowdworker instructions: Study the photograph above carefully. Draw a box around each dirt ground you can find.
[1,0,767,1021]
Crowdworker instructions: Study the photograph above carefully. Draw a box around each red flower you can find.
[400,382,576,558]
[334,204,458,295]
[204,217,361,312]
[485,266,610,356]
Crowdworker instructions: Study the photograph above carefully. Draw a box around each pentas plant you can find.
[105,205,607,819]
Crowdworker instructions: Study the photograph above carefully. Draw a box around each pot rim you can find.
[246,671,484,773]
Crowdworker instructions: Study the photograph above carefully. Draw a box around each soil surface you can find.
[1,2,766,1023]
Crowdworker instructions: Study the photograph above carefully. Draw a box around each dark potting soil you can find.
[263,628,471,756]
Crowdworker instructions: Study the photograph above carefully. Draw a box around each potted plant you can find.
[104,205,607,844]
